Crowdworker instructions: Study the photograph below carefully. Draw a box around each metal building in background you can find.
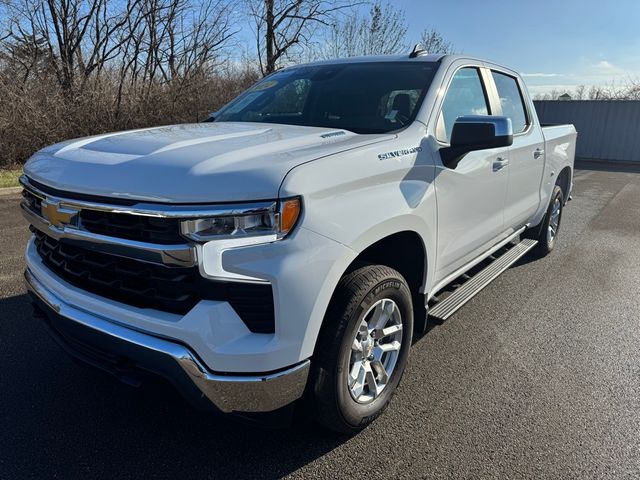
[534,100,640,163]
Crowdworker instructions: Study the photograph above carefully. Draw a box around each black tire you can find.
[527,185,564,257]
[308,265,413,434]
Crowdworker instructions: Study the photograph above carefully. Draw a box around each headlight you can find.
[180,197,301,243]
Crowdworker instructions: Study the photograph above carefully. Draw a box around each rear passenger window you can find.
[437,67,490,143]
[491,71,529,133]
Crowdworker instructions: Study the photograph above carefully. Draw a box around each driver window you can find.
[436,67,490,143]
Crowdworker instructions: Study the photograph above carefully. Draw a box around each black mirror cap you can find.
[201,111,219,123]
[441,116,513,169]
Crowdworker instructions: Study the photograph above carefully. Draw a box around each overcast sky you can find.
[393,0,640,95]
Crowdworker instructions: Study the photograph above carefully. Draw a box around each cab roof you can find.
[299,53,447,66]
[287,54,513,74]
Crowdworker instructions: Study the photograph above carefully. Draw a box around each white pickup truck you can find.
[21,52,576,433]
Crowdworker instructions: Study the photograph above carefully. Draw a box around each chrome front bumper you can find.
[25,269,310,413]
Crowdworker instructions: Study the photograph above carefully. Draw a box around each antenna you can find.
[409,43,427,58]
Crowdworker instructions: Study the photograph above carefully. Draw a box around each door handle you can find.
[493,157,509,172]
[533,148,544,159]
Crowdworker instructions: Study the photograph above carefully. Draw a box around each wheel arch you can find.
[557,166,572,203]
[335,230,429,338]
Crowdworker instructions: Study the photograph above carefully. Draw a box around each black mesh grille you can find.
[22,189,42,213]
[33,230,275,333]
[34,230,201,313]
[80,210,184,244]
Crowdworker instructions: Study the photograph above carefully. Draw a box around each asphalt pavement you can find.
[1,165,639,479]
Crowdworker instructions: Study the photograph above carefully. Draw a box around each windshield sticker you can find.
[224,91,264,114]
[378,146,422,161]
[251,80,278,91]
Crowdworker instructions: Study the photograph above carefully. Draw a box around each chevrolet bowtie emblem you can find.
[41,200,79,228]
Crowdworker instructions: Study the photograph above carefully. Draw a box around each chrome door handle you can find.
[493,157,509,172]
[533,148,544,159]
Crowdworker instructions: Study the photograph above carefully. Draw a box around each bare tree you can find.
[3,0,144,92]
[572,84,585,100]
[534,82,639,101]
[588,85,605,100]
[248,0,354,75]
[3,0,236,94]
[318,1,407,59]
[586,82,623,100]
[624,79,640,99]
[533,89,561,101]
[419,28,454,54]
[314,3,453,61]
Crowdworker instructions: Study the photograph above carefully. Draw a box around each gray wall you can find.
[534,100,640,163]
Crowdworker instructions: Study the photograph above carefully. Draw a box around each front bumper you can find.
[25,268,310,413]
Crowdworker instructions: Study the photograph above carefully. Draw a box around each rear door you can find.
[488,70,545,230]
[433,66,510,281]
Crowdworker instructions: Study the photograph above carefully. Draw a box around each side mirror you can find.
[202,111,218,123]
[440,115,513,169]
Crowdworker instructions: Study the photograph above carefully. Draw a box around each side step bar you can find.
[428,238,538,322]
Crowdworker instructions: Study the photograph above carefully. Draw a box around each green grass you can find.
[0,168,22,188]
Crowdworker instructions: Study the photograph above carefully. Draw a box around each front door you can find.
[433,66,510,281]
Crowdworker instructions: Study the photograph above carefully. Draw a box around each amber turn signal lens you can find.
[279,198,301,235]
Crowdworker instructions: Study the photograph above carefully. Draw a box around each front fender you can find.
[280,123,438,299]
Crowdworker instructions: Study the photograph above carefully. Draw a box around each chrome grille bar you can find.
[20,200,197,267]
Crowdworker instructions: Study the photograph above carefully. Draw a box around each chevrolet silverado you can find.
[21,51,576,433]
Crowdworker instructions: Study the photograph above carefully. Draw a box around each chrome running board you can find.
[428,238,538,322]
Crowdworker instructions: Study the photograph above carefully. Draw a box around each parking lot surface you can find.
[1,165,639,479]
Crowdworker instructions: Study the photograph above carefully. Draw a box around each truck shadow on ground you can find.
[1,293,348,479]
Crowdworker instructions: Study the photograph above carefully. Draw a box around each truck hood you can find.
[24,122,393,203]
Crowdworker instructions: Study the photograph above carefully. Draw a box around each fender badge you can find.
[378,146,422,161]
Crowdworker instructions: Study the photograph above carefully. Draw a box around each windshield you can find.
[214,62,438,134]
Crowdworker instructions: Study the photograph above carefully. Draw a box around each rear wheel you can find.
[527,185,564,256]
[309,265,413,434]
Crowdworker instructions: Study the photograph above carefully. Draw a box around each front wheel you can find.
[309,265,413,434]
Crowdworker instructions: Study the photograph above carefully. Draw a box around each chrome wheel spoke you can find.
[374,341,401,360]
[357,319,369,338]
[371,359,390,385]
[378,323,402,340]
[350,362,366,398]
[364,363,380,396]
[368,300,391,333]
[349,360,362,383]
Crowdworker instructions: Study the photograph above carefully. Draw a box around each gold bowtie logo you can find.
[41,200,78,228]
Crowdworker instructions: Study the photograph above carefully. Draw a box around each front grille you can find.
[22,186,184,245]
[33,230,275,333]
[80,210,184,244]
[34,230,203,313]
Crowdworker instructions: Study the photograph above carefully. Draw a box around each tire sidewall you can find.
[334,277,413,429]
